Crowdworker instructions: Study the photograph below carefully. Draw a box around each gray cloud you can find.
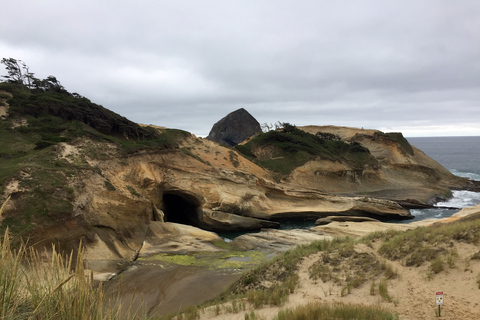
[1,0,479,137]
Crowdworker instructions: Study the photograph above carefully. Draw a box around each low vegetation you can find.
[363,217,480,268]
[309,239,397,298]
[274,302,399,320]
[235,123,377,175]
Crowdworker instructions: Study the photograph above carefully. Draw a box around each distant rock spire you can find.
[206,108,262,146]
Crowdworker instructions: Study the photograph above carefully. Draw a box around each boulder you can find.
[206,108,262,146]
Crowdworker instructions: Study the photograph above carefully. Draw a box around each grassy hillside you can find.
[235,123,378,175]
[0,81,189,240]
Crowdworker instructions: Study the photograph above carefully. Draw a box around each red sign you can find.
[436,292,443,295]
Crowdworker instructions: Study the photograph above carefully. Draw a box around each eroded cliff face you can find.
[1,125,473,268]
[294,126,473,205]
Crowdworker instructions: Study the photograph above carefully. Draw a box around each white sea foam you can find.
[435,190,480,209]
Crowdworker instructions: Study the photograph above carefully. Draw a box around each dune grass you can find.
[274,302,399,320]
[363,217,480,269]
[0,227,130,320]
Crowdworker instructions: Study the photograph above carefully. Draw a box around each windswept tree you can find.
[1,57,36,88]
[1,58,68,94]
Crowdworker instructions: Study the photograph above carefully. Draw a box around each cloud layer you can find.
[1,0,479,136]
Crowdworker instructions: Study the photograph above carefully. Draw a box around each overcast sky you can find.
[1,1,479,137]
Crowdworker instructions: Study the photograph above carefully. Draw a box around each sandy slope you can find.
[197,241,480,320]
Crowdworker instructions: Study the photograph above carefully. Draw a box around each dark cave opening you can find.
[162,192,201,227]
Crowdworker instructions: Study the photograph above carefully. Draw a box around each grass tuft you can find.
[429,257,444,275]
[378,278,393,302]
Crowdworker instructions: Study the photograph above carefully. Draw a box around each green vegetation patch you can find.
[139,250,266,270]
[5,86,158,140]
[235,123,377,175]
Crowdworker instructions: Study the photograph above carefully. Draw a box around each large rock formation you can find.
[206,108,262,146]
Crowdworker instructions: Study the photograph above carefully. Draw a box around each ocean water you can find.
[406,136,480,222]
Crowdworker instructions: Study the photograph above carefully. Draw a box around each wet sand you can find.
[103,260,241,318]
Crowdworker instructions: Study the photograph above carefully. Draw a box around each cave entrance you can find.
[162,192,201,227]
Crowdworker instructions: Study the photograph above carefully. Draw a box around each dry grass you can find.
[0,195,10,219]
[274,302,399,320]
[0,227,133,320]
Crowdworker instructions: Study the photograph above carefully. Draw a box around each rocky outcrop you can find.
[206,108,262,146]
[291,126,474,206]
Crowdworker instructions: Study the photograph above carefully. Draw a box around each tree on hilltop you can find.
[1,57,36,88]
[1,57,67,93]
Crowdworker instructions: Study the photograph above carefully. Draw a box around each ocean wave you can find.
[434,190,480,209]
[450,169,480,181]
